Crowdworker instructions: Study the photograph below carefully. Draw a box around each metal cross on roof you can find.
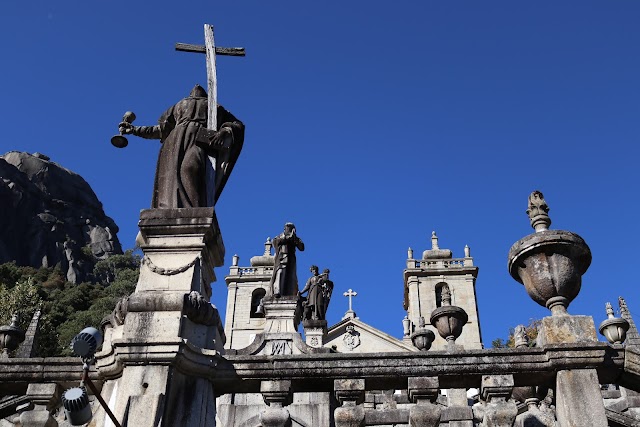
[343,288,358,312]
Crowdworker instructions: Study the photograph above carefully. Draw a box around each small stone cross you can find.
[343,289,357,312]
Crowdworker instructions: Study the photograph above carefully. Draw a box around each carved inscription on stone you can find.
[271,340,292,355]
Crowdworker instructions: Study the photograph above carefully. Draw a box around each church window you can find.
[435,282,451,307]
[250,288,267,318]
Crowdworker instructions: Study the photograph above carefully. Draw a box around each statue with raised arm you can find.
[117,84,244,208]
[269,223,304,297]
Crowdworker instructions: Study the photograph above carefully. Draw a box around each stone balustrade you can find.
[229,265,274,276]
[407,257,473,269]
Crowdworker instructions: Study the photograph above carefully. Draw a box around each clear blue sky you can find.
[2,1,640,346]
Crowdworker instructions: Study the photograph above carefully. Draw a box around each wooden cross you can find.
[175,24,245,205]
[343,288,358,312]
[175,24,245,131]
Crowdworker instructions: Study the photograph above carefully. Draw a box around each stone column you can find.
[537,317,608,427]
[19,383,61,427]
[259,380,292,427]
[442,388,473,427]
[480,375,517,427]
[95,208,224,427]
[555,369,607,427]
[408,377,441,427]
[334,379,365,427]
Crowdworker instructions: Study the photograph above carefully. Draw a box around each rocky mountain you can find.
[0,151,122,283]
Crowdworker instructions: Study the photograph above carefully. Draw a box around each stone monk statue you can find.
[269,223,304,297]
[300,265,322,320]
[118,84,244,208]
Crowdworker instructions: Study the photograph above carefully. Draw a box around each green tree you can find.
[491,319,541,348]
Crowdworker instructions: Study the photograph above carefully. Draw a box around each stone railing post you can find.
[334,379,365,427]
[19,383,61,427]
[480,375,517,427]
[259,380,292,427]
[408,377,441,427]
[442,388,473,427]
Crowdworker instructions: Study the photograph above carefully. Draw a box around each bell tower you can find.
[224,238,274,350]
[403,231,483,350]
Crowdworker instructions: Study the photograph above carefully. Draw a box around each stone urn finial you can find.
[508,191,592,316]
[0,314,26,358]
[430,293,468,348]
[599,302,630,344]
[410,316,435,351]
[526,190,551,232]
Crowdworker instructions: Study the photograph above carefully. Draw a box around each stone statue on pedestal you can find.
[118,84,244,208]
[269,223,304,297]
[300,266,334,321]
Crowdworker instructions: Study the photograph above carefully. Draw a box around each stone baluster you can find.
[480,375,517,427]
[259,380,292,427]
[408,377,441,427]
[19,383,61,427]
[334,379,365,427]
[443,388,473,427]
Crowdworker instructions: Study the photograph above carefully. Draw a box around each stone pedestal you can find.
[537,314,607,427]
[408,377,441,427]
[443,388,473,427]
[259,380,292,427]
[19,383,61,427]
[94,208,225,427]
[334,379,365,427]
[263,296,301,334]
[556,369,607,427]
[303,319,327,348]
[480,375,517,427]
[537,315,598,346]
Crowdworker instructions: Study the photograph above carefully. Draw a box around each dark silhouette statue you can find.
[118,84,244,208]
[269,223,304,297]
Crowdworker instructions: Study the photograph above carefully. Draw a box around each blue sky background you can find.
[2,1,640,346]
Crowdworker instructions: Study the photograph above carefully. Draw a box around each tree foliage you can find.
[0,250,140,356]
[491,318,541,348]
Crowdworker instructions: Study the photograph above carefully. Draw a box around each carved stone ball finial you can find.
[526,191,551,232]
[599,301,630,344]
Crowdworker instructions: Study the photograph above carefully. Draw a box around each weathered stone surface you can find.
[0,151,122,282]
[555,369,608,427]
[335,403,365,427]
[508,229,591,315]
[537,315,598,346]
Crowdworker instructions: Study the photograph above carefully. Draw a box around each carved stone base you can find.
[263,296,301,334]
[93,209,225,426]
[303,319,327,348]
[537,315,598,346]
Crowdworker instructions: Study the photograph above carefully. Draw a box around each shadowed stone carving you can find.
[269,223,305,297]
[117,84,244,208]
[300,266,334,321]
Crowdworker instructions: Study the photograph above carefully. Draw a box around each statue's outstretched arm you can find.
[133,125,162,140]
[296,238,305,251]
